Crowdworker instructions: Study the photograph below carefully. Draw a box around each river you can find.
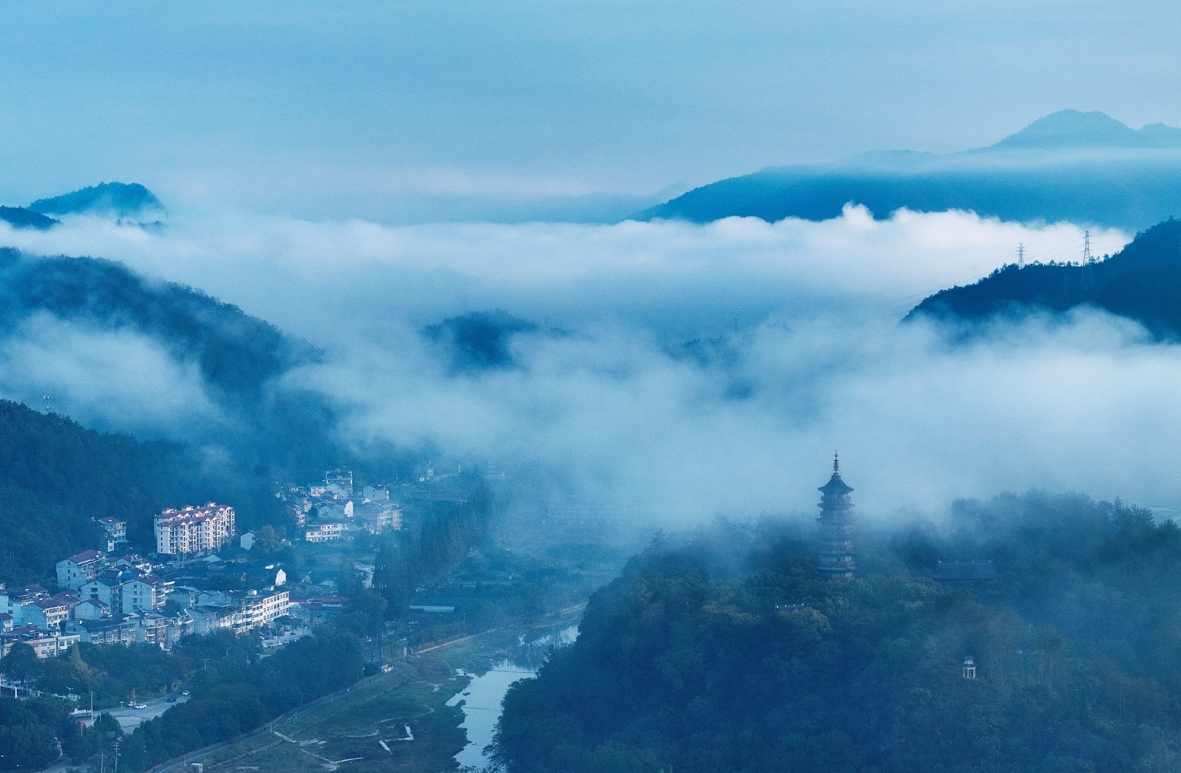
[447,624,579,771]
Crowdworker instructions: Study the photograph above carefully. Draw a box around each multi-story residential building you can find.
[56,550,105,590]
[0,585,49,626]
[232,590,290,633]
[73,599,110,621]
[325,468,354,496]
[95,517,128,553]
[26,594,76,631]
[356,504,403,534]
[80,572,125,609]
[305,522,349,543]
[123,576,171,614]
[77,618,138,647]
[154,503,236,556]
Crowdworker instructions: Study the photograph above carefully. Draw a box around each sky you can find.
[0,4,1179,527]
[2,2,1181,222]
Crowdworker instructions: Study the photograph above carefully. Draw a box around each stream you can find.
[447,624,579,771]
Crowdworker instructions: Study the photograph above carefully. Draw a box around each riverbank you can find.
[160,607,584,773]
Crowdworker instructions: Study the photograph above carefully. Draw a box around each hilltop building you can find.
[154,503,236,557]
[816,453,856,581]
[95,517,128,553]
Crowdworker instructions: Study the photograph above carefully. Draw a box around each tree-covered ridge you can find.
[28,182,163,217]
[0,248,316,401]
[494,493,1181,773]
[0,206,58,230]
[0,399,279,584]
[637,111,1181,229]
[907,218,1181,338]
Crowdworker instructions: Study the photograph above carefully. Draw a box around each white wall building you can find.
[154,503,236,556]
[56,550,105,590]
[123,576,171,614]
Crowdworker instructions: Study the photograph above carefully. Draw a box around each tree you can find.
[0,643,38,687]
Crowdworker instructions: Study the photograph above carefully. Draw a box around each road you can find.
[96,694,190,731]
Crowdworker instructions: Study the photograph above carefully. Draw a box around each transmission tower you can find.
[1017,243,1025,268]
[1081,231,1095,289]
[42,394,51,412]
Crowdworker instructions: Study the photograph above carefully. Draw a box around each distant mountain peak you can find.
[28,182,163,217]
[991,109,1181,150]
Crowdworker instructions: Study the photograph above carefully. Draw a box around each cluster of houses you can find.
[0,504,297,659]
[0,468,406,661]
[279,469,404,543]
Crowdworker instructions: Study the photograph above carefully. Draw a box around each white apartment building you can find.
[234,590,290,632]
[305,522,349,543]
[56,550,105,590]
[123,576,171,613]
[154,503,236,556]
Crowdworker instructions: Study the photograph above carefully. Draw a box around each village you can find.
[0,468,404,661]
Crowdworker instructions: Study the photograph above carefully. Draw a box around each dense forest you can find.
[0,399,281,585]
[0,629,364,771]
[907,218,1181,337]
[494,492,1181,773]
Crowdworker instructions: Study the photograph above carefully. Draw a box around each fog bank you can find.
[0,207,1166,523]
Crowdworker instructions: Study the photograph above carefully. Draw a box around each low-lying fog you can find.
[0,206,1164,523]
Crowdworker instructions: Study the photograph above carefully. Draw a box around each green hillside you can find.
[495,493,1181,773]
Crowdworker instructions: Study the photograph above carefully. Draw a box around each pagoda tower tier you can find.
[816,452,855,580]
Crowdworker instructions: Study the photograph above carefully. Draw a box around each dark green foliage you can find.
[28,182,162,217]
[0,399,281,585]
[494,493,1181,773]
[423,310,539,372]
[0,696,120,769]
[0,248,314,402]
[0,206,58,230]
[0,247,348,480]
[908,218,1181,338]
[125,631,364,771]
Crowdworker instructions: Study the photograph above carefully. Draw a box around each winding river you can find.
[447,625,579,771]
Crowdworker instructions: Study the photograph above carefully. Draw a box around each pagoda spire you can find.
[816,454,855,581]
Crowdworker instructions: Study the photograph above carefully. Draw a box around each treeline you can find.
[338,483,497,634]
[3,632,252,708]
[0,696,121,770]
[494,492,1181,773]
[2,629,364,771]
[0,400,281,584]
[121,631,363,771]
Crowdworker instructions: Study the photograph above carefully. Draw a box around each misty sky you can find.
[2,1,1181,222]
[1,4,1180,525]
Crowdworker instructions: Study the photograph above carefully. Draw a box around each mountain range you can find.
[640,110,1181,229]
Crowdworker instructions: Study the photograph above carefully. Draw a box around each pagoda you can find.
[816,452,856,580]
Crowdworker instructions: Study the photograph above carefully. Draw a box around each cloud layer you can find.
[3,207,1171,526]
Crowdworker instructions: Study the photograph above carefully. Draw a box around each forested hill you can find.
[494,493,1181,773]
[638,111,1181,229]
[0,400,278,586]
[28,182,163,217]
[906,218,1181,336]
[0,248,315,400]
[0,247,346,475]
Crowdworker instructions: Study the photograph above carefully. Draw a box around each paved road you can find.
[98,695,190,731]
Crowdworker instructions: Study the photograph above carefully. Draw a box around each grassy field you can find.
[188,610,584,773]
